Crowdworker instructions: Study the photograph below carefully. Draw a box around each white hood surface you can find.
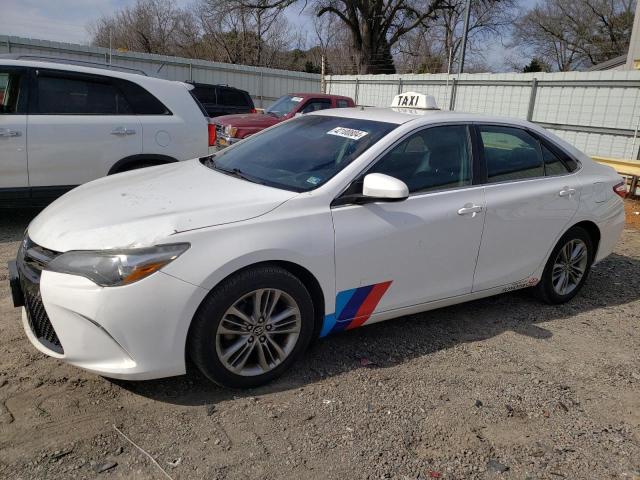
[28,159,297,252]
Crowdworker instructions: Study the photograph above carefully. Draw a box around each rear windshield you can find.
[206,115,397,192]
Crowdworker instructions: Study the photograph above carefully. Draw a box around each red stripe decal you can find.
[346,281,392,330]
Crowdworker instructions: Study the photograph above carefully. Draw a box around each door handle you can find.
[0,128,22,137]
[558,187,576,197]
[457,203,483,216]
[111,127,136,136]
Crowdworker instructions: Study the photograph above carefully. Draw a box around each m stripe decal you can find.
[320,281,393,336]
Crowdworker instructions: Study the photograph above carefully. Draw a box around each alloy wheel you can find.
[215,288,302,376]
[551,239,588,296]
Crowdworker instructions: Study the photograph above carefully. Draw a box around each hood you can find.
[214,113,281,128]
[28,159,297,252]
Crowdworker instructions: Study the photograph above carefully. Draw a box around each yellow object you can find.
[592,156,640,176]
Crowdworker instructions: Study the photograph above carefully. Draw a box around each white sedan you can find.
[8,93,625,388]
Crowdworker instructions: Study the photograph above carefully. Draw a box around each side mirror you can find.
[362,173,409,201]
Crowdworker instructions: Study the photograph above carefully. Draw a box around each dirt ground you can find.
[0,206,639,480]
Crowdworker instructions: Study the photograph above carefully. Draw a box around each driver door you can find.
[328,125,486,333]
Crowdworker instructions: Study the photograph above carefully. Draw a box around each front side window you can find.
[206,115,396,192]
[368,125,472,194]
[479,126,544,183]
[36,74,132,115]
[0,69,26,114]
[301,99,331,113]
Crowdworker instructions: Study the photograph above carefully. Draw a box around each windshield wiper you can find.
[210,159,265,185]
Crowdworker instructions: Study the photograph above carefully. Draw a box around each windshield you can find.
[265,95,304,117]
[206,115,397,192]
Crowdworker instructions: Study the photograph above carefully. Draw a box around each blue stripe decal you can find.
[339,285,373,320]
[320,288,357,338]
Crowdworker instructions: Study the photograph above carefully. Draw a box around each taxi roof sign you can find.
[391,92,438,110]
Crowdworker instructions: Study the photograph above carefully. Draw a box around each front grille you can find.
[17,236,64,354]
[23,283,63,353]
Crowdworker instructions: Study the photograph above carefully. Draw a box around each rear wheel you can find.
[188,266,314,388]
[534,226,593,304]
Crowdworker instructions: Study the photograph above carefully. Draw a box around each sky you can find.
[0,0,311,44]
[0,0,535,70]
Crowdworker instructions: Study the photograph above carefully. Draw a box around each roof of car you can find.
[289,92,353,100]
[0,58,188,88]
[312,106,535,128]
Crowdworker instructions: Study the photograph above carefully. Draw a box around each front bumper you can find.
[12,239,209,380]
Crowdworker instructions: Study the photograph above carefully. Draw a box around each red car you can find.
[211,93,355,148]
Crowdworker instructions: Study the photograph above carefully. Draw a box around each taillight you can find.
[208,123,216,146]
[250,108,257,114]
[613,181,627,198]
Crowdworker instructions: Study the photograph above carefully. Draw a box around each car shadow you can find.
[113,251,640,407]
[0,208,42,244]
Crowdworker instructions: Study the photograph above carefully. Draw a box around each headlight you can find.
[47,243,190,287]
[224,125,238,137]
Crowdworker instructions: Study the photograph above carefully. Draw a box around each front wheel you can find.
[534,226,593,304]
[188,266,315,388]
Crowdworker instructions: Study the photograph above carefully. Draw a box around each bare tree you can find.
[510,0,635,71]
[196,0,293,66]
[395,0,516,73]
[89,0,198,56]
[314,0,449,74]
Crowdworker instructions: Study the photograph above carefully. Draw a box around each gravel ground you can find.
[0,207,639,480]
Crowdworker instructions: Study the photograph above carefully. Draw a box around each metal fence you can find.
[327,71,640,160]
[0,35,321,108]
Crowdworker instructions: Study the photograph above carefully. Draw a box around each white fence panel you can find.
[327,70,640,160]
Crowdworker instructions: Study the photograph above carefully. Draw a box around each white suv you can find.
[0,57,214,205]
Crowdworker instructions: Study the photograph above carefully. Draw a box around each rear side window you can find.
[337,99,349,108]
[35,74,133,115]
[479,126,544,183]
[542,144,570,176]
[191,85,216,104]
[0,69,26,114]
[219,88,249,107]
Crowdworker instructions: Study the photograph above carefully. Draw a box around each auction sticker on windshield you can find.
[291,96,303,102]
[327,127,369,141]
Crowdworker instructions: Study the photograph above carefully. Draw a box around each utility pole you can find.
[321,55,326,93]
[457,0,471,75]
[108,27,112,66]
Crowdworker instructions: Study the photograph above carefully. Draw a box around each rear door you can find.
[27,69,142,192]
[0,66,29,196]
[472,124,581,291]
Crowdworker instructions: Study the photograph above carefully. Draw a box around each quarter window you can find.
[337,99,349,108]
[368,125,472,194]
[542,144,569,176]
[479,126,544,183]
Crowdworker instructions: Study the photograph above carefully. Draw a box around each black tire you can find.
[534,226,594,305]
[188,265,315,388]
